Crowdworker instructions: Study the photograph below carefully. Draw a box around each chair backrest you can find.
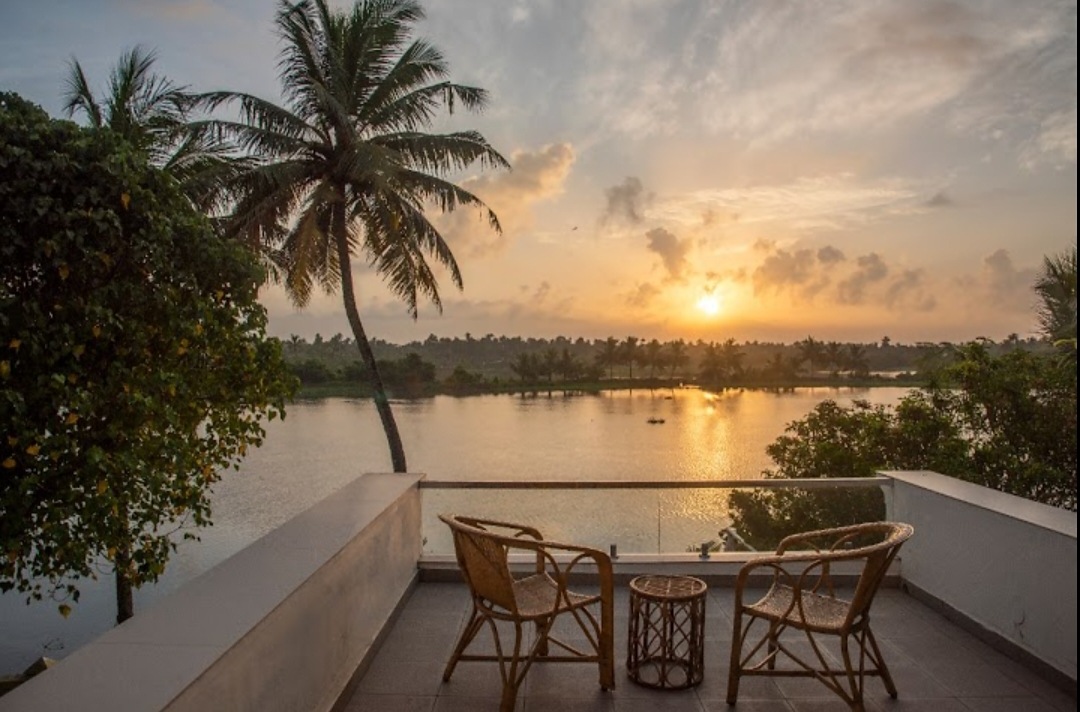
[440,514,518,612]
[845,522,913,626]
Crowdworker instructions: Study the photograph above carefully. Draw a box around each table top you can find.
[629,574,707,601]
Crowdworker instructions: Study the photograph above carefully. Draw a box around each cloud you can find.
[645,227,691,280]
[436,143,575,256]
[752,247,834,300]
[626,282,661,308]
[974,248,1038,307]
[751,244,939,312]
[837,253,889,305]
[602,176,650,225]
[884,269,937,311]
[652,174,925,234]
[817,246,846,265]
[925,191,956,208]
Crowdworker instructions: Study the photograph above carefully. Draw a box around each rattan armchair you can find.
[727,521,914,712]
[439,514,615,712]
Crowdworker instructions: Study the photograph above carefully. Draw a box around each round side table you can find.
[626,574,707,689]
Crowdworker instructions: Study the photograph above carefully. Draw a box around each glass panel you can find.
[421,484,887,556]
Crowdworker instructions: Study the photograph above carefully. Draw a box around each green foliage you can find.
[0,93,296,614]
[730,342,1077,549]
[935,342,1076,509]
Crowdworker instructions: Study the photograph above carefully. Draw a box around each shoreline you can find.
[293,376,924,400]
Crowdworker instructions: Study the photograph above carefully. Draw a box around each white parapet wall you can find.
[0,473,423,712]
[886,470,1077,683]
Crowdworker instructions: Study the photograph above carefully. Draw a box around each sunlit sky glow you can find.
[2,0,1075,344]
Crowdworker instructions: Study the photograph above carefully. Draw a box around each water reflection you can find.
[0,386,907,671]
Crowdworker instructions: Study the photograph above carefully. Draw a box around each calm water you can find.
[0,386,907,672]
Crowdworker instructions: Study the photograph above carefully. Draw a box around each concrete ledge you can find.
[0,474,423,712]
[885,470,1077,685]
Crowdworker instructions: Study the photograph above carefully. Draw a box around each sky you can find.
[1,0,1076,345]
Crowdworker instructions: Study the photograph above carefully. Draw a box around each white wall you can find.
[887,470,1076,682]
[0,474,423,712]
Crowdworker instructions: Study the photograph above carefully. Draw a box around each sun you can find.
[696,294,721,316]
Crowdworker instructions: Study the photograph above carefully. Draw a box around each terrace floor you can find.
[343,582,1075,712]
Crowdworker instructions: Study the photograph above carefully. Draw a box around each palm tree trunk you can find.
[333,205,407,473]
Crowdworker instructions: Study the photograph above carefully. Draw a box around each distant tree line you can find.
[280,331,1049,394]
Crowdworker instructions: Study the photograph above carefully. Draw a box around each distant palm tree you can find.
[201,0,508,472]
[845,344,870,378]
[1034,248,1077,344]
[621,337,640,379]
[63,46,243,212]
[824,341,844,378]
[643,339,664,379]
[797,336,824,378]
[667,339,688,379]
[594,337,620,379]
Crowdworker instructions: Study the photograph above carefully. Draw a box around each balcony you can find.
[0,472,1074,711]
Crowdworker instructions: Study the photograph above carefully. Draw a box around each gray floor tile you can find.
[340,583,1075,712]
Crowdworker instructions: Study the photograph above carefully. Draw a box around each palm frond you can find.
[61,59,103,127]
[375,130,509,173]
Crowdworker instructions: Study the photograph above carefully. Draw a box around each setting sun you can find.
[696,294,721,316]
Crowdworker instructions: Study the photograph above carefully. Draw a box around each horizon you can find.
[1,0,1075,345]
[284,329,1041,349]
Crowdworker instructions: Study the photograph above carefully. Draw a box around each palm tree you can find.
[621,337,640,379]
[200,0,508,472]
[845,344,870,378]
[643,339,664,379]
[1034,248,1077,344]
[594,337,620,379]
[797,336,824,379]
[63,46,243,213]
[667,339,688,379]
[824,341,844,378]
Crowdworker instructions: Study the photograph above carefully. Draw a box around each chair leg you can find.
[839,634,865,712]
[865,626,898,698]
[600,596,615,690]
[443,604,484,682]
[497,621,527,712]
[726,610,743,704]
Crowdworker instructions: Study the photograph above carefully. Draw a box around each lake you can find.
[0,386,908,672]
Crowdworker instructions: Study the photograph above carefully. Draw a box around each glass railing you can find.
[419,477,890,557]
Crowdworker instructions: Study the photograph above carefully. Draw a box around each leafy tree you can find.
[201,0,508,472]
[0,94,295,622]
[730,341,1076,549]
[729,395,969,550]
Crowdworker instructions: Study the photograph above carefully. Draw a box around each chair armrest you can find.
[775,522,884,555]
[454,516,544,542]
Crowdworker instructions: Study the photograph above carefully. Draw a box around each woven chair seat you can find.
[510,573,598,618]
[748,584,852,633]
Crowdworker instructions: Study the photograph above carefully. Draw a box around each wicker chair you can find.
[439,514,615,712]
[727,521,914,712]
